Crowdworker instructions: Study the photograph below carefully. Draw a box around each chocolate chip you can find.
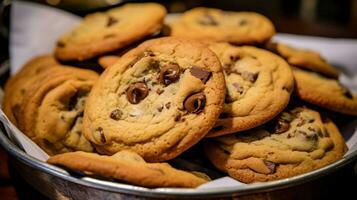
[159,63,181,86]
[198,14,218,26]
[157,106,164,112]
[267,119,290,134]
[263,160,276,174]
[57,41,65,47]
[126,82,149,104]
[241,71,259,83]
[183,92,206,114]
[165,102,171,109]
[344,89,354,99]
[174,113,182,121]
[238,19,248,26]
[223,64,233,75]
[190,67,212,84]
[107,16,119,27]
[96,127,106,144]
[156,88,164,95]
[230,55,240,62]
[110,109,122,120]
[232,83,244,94]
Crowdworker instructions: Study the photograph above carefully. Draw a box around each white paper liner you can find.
[2,0,357,190]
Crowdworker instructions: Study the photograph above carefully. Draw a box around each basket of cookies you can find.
[0,1,356,199]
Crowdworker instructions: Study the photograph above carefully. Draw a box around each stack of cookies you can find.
[2,3,355,188]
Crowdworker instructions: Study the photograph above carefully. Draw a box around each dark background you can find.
[0,0,357,199]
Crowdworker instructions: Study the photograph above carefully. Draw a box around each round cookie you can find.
[20,67,99,155]
[206,107,347,183]
[207,43,294,137]
[55,3,166,61]
[2,55,59,125]
[265,42,339,78]
[83,37,225,162]
[293,67,357,115]
[47,150,208,188]
[170,7,275,45]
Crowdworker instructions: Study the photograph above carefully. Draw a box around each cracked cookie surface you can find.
[2,55,59,126]
[205,107,347,183]
[55,3,166,61]
[47,150,208,188]
[293,67,357,115]
[265,42,339,78]
[20,66,99,155]
[171,7,275,45]
[207,43,294,137]
[83,37,225,162]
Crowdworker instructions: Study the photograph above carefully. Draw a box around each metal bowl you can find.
[1,121,357,199]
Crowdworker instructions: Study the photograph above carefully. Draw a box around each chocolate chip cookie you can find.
[205,107,347,183]
[20,66,99,155]
[83,37,225,162]
[2,55,59,126]
[48,150,208,188]
[265,42,339,78]
[55,3,166,61]
[207,43,294,137]
[293,67,357,115]
[171,7,275,45]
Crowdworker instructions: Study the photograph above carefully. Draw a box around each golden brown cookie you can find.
[206,43,294,137]
[47,150,208,188]
[293,67,357,115]
[83,37,225,162]
[205,107,347,183]
[2,55,59,125]
[20,67,99,155]
[265,42,339,78]
[98,55,120,69]
[171,7,275,45]
[55,3,166,61]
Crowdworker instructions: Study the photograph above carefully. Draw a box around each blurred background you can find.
[0,0,357,199]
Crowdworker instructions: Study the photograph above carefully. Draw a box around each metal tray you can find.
[1,120,357,199]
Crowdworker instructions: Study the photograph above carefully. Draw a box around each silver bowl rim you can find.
[1,123,357,198]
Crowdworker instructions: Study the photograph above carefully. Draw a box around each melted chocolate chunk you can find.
[126,82,149,104]
[267,119,290,134]
[190,67,212,84]
[183,92,206,113]
[110,109,122,120]
[157,106,164,112]
[263,160,276,174]
[241,71,259,83]
[174,113,182,122]
[165,102,171,109]
[96,127,106,144]
[107,16,119,27]
[159,63,181,86]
